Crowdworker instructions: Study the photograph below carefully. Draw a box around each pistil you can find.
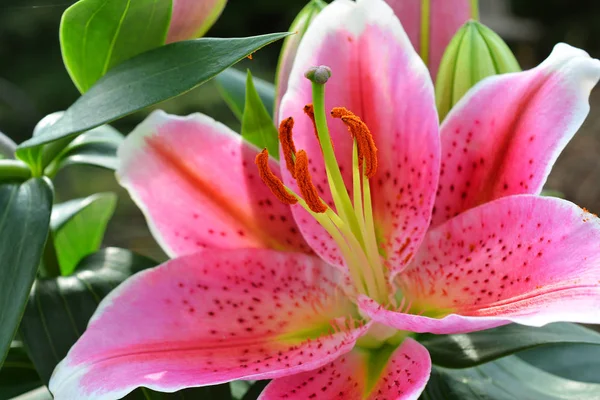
[255,65,391,305]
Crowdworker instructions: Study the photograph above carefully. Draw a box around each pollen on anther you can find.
[255,149,298,205]
[331,107,378,178]
[295,150,328,213]
[279,117,297,178]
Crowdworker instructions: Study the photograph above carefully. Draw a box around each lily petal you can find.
[259,338,431,400]
[167,0,227,43]
[432,43,600,226]
[360,195,600,334]
[50,249,364,399]
[386,0,474,79]
[280,0,440,270]
[117,110,311,257]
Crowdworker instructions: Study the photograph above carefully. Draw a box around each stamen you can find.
[331,107,378,178]
[278,117,297,178]
[255,149,298,205]
[303,104,328,146]
[295,150,328,213]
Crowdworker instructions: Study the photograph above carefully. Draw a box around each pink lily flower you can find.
[166,0,227,43]
[50,0,600,399]
[386,0,477,79]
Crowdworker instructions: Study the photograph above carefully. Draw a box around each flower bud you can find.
[274,0,327,119]
[166,0,228,43]
[386,0,477,79]
[435,21,520,121]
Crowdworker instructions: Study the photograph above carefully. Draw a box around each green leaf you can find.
[16,32,291,171]
[420,322,600,368]
[421,356,600,400]
[61,0,173,93]
[19,248,156,384]
[0,343,42,400]
[125,384,232,399]
[46,125,124,175]
[241,381,269,400]
[518,343,600,384]
[51,193,118,275]
[241,70,279,158]
[0,179,52,367]
[0,131,16,159]
[215,68,276,121]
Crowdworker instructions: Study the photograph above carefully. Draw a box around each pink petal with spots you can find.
[280,0,440,271]
[117,110,310,257]
[385,0,473,79]
[49,249,365,400]
[259,338,430,400]
[360,195,600,334]
[432,43,600,226]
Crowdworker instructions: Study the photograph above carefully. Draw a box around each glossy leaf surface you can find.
[17,32,290,169]
[51,193,117,275]
[422,356,600,399]
[0,179,52,366]
[215,68,275,120]
[241,70,279,158]
[19,248,156,383]
[0,343,42,400]
[420,322,600,368]
[518,343,600,384]
[47,125,124,174]
[61,0,172,92]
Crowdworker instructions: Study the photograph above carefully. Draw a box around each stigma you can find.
[255,66,390,305]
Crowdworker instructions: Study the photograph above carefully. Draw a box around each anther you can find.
[295,150,328,213]
[305,104,334,149]
[278,117,297,178]
[255,149,298,205]
[331,107,378,178]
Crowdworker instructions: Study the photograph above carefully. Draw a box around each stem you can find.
[420,0,431,66]
[470,0,480,20]
[311,82,363,241]
[0,160,32,181]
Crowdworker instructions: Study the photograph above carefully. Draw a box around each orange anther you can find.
[303,104,320,143]
[279,117,297,179]
[304,104,335,150]
[295,150,328,213]
[331,107,378,178]
[255,149,298,205]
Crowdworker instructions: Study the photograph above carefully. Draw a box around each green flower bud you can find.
[275,0,327,118]
[435,21,520,121]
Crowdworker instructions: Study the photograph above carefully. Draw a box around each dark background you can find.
[1,0,600,260]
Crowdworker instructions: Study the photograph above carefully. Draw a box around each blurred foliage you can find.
[0,0,310,143]
[511,0,600,59]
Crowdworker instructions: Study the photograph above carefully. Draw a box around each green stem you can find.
[311,82,363,240]
[470,0,480,20]
[41,231,61,278]
[0,160,32,182]
[420,0,431,66]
